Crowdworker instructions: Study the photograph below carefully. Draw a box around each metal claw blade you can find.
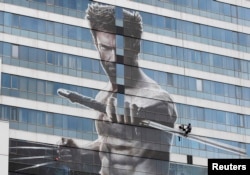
[11,156,54,160]
[10,146,56,150]
[15,161,56,172]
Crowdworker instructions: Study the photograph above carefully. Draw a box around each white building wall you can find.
[0,121,9,175]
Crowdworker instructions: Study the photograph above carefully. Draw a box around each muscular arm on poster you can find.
[57,87,177,175]
[57,87,177,139]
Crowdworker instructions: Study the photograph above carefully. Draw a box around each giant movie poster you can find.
[8,2,242,175]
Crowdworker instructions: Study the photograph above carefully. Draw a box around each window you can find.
[92,60,100,73]
[82,58,92,71]
[19,77,28,91]
[242,88,250,101]
[238,33,247,46]
[4,13,12,26]
[54,52,63,67]
[28,79,37,93]
[228,85,236,98]
[213,55,223,68]
[83,118,93,132]
[158,72,166,85]
[46,82,53,95]
[176,47,184,60]
[45,113,53,127]
[0,11,3,25]
[203,80,211,93]
[1,106,10,120]
[167,73,173,86]
[241,60,248,73]
[3,42,11,56]
[54,23,63,37]
[117,93,124,107]
[11,76,19,89]
[47,0,54,5]
[236,86,242,99]
[18,108,28,123]
[156,44,166,57]
[81,28,92,42]
[212,28,222,41]
[76,56,82,70]
[178,76,186,89]
[231,5,237,18]
[10,108,18,121]
[36,49,46,63]
[196,79,202,91]
[28,48,36,62]
[47,52,54,64]
[76,0,88,11]
[222,3,231,16]
[20,16,38,31]
[116,35,124,48]
[54,114,63,128]
[19,46,29,60]
[68,55,76,69]
[0,42,2,55]
[37,112,45,126]
[115,6,123,19]
[116,64,124,78]
[193,50,201,63]
[245,116,250,128]
[239,114,244,127]
[142,40,153,54]
[215,111,226,124]
[200,25,208,38]
[232,32,238,44]
[67,25,77,40]
[11,14,19,28]
[165,17,174,30]
[37,80,45,94]
[46,21,54,35]
[188,77,196,91]
[28,110,37,124]
[2,74,11,88]
[76,117,83,131]
[37,19,46,33]
[211,0,219,13]
[153,15,165,28]
[214,82,224,96]
[227,58,234,70]
[62,54,68,68]
[68,116,77,130]
[141,12,152,26]
[196,107,204,121]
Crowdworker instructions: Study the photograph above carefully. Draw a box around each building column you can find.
[0,120,9,175]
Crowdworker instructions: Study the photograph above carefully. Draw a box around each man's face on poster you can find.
[95,31,116,83]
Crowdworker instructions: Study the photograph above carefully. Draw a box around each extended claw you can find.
[11,156,53,160]
[15,162,56,172]
[10,146,56,150]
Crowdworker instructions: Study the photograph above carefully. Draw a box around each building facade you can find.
[0,0,250,174]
